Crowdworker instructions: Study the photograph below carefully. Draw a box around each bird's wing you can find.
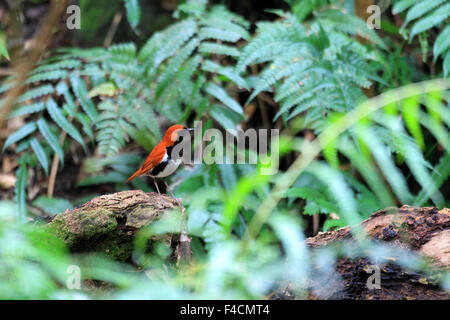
[140,143,166,174]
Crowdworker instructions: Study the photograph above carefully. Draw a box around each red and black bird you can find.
[127,124,192,202]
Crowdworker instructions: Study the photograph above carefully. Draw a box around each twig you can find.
[0,0,69,134]
[251,65,270,129]
[103,11,123,48]
[47,130,67,198]
[313,214,319,235]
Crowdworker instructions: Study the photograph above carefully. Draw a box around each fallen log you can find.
[46,190,190,263]
[46,191,449,299]
[304,205,450,300]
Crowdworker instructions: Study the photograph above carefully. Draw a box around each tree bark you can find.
[46,190,190,263]
[303,206,450,300]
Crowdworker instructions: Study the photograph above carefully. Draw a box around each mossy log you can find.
[47,190,190,263]
[47,192,449,299]
[301,206,450,300]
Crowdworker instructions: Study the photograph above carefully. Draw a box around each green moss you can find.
[48,208,117,248]
[94,232,135,262]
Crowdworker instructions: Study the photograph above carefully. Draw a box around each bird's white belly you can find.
[151,158,181,178]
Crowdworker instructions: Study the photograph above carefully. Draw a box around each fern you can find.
[393,0,450,76]
[319,88,450,217]
[269,83,450,234]
[1,1,250,220]
[239,9,384,132]
[139,3,249,127]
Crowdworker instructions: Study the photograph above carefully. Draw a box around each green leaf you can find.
[3,122,37,151]
[205,82,243,115]
[323,136,339,169]
[46,98,86,149]
[410,3,450,39]
[402,96,425,150]
[434,25,450,60]
[308,163,362,227]
[0,30,10,60]
[124,0,141,29]
[201,59,248,89]
[30,138,49,176]
[88,81,118,98]
[156,38,199,98]
[32,196,73,216]
[393,0,418,14]
[17,85,54,103]
[283,187,338,214]
[56,81,77,115]
[7,102,46,119]
[74,113,94,142]
[70,76,99,122]
[25,69,68,84]
[357,127,413,204]
[218,164,237,191]
[414,152,450,206]
[199,42,241,57]
[198,27,241,42]
[444,51,450,77]
[339,138,395,207]
[210,104,243,129]
[404,0,445,26]
[37,118,64,164]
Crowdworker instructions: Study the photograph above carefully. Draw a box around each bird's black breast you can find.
[150,159,169,177]
[151,135,184,177]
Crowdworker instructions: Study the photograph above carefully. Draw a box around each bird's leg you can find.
[153,177,169,207]
[163,180,181,206]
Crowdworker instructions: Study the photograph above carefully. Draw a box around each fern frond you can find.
[46,98,86,148]
[393,0,419,14]
[144,19,197,67]
[70,76,99,122]
[31,59,82,74]
[239,10,381,131]
[8,102,45,119]
[410,3,450,38]
[30,138,49,176]
[156,38,199,98]
[201,14,250,40]
[17,85,54,103]
[198,27,241,42]
[25,70,68,84]
[199,42,241,57]
[96,101,127,157]
[403,0,447,26]
[37,118,64,163]
[434,25,450,59]
[316,9,386,49]
[2,122,37,151]
[205,82,243,115]
[201,60,248,89]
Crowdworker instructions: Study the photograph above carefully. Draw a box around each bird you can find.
[127,124,193,204]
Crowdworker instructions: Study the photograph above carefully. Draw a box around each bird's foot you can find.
[173,197,182,207]
[158,194,172,208]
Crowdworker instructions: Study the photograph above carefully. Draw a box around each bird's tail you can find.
[127,168,142,182]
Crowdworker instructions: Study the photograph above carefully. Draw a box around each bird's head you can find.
[163,124,193,146]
